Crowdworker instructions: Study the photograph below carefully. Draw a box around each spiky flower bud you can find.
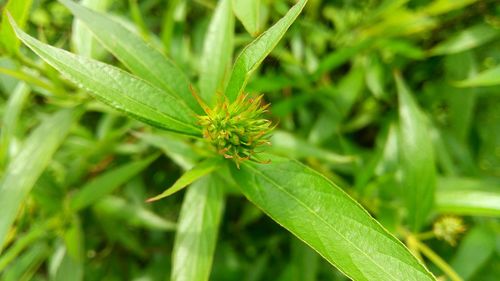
[433,216,466,246]
[193,90,273,168]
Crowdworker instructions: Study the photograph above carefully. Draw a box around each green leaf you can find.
[71,0,112,58]
[0,82,30,168]
[199,0,234,105]
[0,0,33,54]
[9,15,200,136]
[225,0,307,101]
[430,24,500,55]
[69,154,159,211]
[0,108,79,253]
[454,65,500,87]
[60,0,201,113]
[93,196,176,231]
[2,243,49,281]
[435,177,500,217]
[146,157,222,202]
[396,73,436,231]
[171,175,224,281]
[232,0,261,36]
[451,226,496,280]
[231,156,435,281]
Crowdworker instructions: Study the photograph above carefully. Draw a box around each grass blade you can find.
[0,109,79,253]
[0,0,33,54]
[171,175,224,281]
[199,0,234,104]
[232,0,261,36]
[396,73,436,231]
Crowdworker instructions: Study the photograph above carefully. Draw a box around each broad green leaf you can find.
[0,0,33,54]
[0,109,79,253]
[225,0,307,102]
[71,0,112,58]
[9,15,201,136]
[396,74,436,231]
[0,82,30,168]
[231,156,435,281]
[451,226,496,280]
[199,0,234,105]
[232,0,261,36]
[171,175,224,281]
[69,154,158,211]
[60,0,202,113]
[435,177,500,217]
[455,65,500,87]
[147,157,222,202]
[431,24,500,55]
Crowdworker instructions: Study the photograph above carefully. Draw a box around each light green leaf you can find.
[0,108,78,254]
[1,243,48,281]
[431,24,500,55]
[396,73,436,231]
[9,15,200,136]
[171,175,224,281]
[454,65,500,87]
[225,0,307,101]
[93,196,176,231]
[71,0,112,58]
[199,0,234,105]
[232,0,261,36]
[0,0,33,54]
[69,154,159,211]
[0,82,30,168]
[147,157,222,202]
[435,177,500,217]
[60,0,201,113]
[231,156,435,281]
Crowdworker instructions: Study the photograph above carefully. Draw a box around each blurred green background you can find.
[0,0,499,280]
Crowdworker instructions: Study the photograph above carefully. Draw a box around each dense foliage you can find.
[0,0,499,280]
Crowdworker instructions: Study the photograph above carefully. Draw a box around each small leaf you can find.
[147,157,221,202]
[454,65,500,87]
[232,156,435,281]
[396,73,436,231]
[436,177,500,217]
[430,23,500,55]
[225,0,307,101]
[0,0,33,54]
[60,0,202,113]
[232,0,261,36]
[9,14,200,136]
[171,175,224,281]
[0,109,79,253]
[199,0,234,105]
[69,154,159,211]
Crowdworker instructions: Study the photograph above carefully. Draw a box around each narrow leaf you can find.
[147,158,221,202]
[171,175,224,281]
[435,177,500,217]
[225,0,307,101]
[60,0,202,113]
[199,0,234,104]
[396,73,436,231]
[69,154,159,211]
[232,156,435,281]
[232,0,261,36]
[9,15,200,136]
[0,0,33,54]
[454,65,500,87]
[0,109,79,253]
[430,24,499,55]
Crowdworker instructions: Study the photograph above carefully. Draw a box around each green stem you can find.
[415,239,463,281]
[416,231,435,240]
